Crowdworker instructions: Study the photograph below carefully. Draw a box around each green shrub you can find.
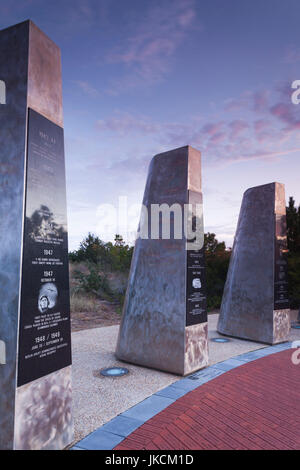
[74,263,112,300]
[288,253,300,309]
[70,205,300,312]
[286,197,300,309]
[69,233,133,273]
[204,233,231,311]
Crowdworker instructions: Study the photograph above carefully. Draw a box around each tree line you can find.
[69,196,300,310]
[286,197,300,308]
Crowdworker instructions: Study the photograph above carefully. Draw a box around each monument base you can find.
[273,309,290,344]
[218,310,290,345]
[14,367,73,450]
[118,324,208,376]
[184,323,208,375]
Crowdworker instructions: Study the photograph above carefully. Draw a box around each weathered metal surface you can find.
[273,309,290,343]
[116,146,208,375]
[217,182,290,344]
[184,322,208,375]
[0,20,29,450]
[14,366,73,450]
[28,21,63,128]
[0,20,73,450]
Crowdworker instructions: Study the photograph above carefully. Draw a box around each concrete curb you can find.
[73,341,293,450]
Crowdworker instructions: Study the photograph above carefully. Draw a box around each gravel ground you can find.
[71,312,300,443]
[71,304,121,331]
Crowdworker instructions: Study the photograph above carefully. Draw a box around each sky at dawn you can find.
[1,0,300,249]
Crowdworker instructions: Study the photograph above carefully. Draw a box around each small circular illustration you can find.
[192,278,201,289]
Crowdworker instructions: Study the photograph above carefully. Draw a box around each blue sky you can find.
[1,0,300,249]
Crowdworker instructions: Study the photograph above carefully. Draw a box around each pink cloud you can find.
[223,92,251,112]
[276,81,295,100]
[253,119,272,142]
[105,0,197,92]
[253,90,269,112]
[254,119,270,133]
[229,119,249,138]
[202,122,224,136]
[95,82,300,170]
[73,80,100,97]
[224,90,269,114]
[209,132,226,144]
[270,103,292,120]
[284,45,300,64]
[224,99,246,112]
[178,8,196,27]
[255,131,273,143]
[270,102,300,129]
[96,112,159,135]
[239,148,300,162]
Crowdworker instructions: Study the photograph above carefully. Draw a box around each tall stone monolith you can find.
[116,145,208,375]
[217,182,290,344]
[0,20,73,450]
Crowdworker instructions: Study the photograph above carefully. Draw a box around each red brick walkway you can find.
[115,350,300,450]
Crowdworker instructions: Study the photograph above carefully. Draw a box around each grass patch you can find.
[70,291,104,313]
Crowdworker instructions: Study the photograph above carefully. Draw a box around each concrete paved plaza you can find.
[71,313,300,449]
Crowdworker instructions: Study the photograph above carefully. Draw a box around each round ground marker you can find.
[211,337,230,343]
[100,367,129,377]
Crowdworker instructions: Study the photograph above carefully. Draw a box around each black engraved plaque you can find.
[17,108,71,387]
[186,190,207,326]
[186,247,207,326]
[274,215,289,310]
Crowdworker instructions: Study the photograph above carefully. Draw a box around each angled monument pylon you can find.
[218,182,290,344]
[116,145,209,375]
[0,20,73,450]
